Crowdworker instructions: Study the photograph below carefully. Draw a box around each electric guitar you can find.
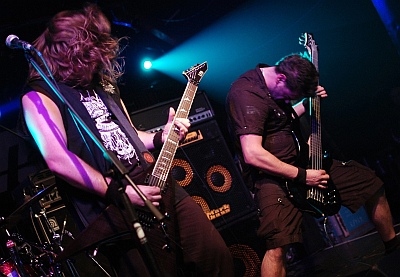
[147,61,208,192]
[135,61,208,273]
[55,63,208,274]
[285,33,341,218]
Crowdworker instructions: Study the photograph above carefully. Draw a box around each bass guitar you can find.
[285,33,341,218]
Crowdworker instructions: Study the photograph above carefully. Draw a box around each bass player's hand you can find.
[305,169,329,189]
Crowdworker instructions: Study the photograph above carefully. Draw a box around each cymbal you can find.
[3,183,56,227]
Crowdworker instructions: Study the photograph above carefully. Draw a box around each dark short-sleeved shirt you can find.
[226,65,383,249]
[226,64,300,173]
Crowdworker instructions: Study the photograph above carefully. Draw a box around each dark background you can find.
[1,2,399,274]
[1,0,400,196]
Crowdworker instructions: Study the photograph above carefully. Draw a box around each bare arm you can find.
[22,91,161,206]
[240,134,299,180]
[240,134,329,187]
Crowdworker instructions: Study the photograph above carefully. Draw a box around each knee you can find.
[365,187,386,209]
[265,247,285,262]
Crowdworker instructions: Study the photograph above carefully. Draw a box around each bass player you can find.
[225,53,399,277]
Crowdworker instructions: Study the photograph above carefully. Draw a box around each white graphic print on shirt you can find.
[80,91,138,164]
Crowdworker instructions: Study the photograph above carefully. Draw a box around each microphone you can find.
[5,34,34,51]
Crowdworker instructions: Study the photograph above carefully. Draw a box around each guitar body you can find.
[285,152,341,218]
[284,33,342,218]
[132,169,179,276]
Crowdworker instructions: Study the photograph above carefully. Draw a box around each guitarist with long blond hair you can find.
[17,4,233,276]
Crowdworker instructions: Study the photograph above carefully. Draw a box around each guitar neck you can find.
[149,62,208,188]
[305,33,323,170]
[150,82,198,187]
[309,96,323,169]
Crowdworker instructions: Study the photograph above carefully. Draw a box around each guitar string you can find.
[152,82,198,188]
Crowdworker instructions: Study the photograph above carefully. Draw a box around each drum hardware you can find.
[2,229,59,277]
[2,172,111,276]
[6,236,27,276]
[55,206,133,262]
[0,180,73,277]
[34,207,62,246]
[0,257,19,277]
[27,170,79,276]
[3,184,56,229]
[30,207,79,277]
[86,247,112,277]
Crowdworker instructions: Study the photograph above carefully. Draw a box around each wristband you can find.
[295,167,307,184]
[153,131,163,150]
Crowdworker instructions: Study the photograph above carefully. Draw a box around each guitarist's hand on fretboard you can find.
[315,85,328,98]
[162,107,191,142]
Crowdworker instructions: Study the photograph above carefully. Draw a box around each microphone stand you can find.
[23,50,164,277]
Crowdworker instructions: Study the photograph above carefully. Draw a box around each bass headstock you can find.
[299,32,318,70]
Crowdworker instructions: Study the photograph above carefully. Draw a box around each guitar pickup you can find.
[179,130,203,147]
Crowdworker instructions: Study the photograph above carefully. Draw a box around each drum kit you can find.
[0,179,111,277]
[0,163,164,277]
[0,182,65,276]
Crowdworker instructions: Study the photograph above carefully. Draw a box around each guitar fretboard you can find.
[149,62,208,189]
[151,83,198,186]
[308,38,323,170]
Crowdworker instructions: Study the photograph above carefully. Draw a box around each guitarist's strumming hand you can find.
[162,107,191,142]
[125,184,162,207]
[305,169,329,189]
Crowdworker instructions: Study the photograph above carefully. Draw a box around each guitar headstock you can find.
[299,32,318,72]
[299,32,317,60]
[182,61,208,86]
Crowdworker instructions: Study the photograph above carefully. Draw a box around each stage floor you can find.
[286,223,400,277]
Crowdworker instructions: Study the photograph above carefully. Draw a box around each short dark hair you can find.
[275,54,319,97]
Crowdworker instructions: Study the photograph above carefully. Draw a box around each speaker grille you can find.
[171,120,257,230]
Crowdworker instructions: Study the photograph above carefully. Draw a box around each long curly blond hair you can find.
[28,4,124,87]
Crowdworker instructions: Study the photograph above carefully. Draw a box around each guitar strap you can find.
[96,84,155,171]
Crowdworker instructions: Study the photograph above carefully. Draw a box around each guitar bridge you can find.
[137,211,156,230]
[306,188,324,203]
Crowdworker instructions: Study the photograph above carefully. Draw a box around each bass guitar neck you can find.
[285,33,341,218]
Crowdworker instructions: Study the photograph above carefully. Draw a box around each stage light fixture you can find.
[143,60,153,70]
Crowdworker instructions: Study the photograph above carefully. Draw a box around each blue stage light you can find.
[143,60,153,70]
